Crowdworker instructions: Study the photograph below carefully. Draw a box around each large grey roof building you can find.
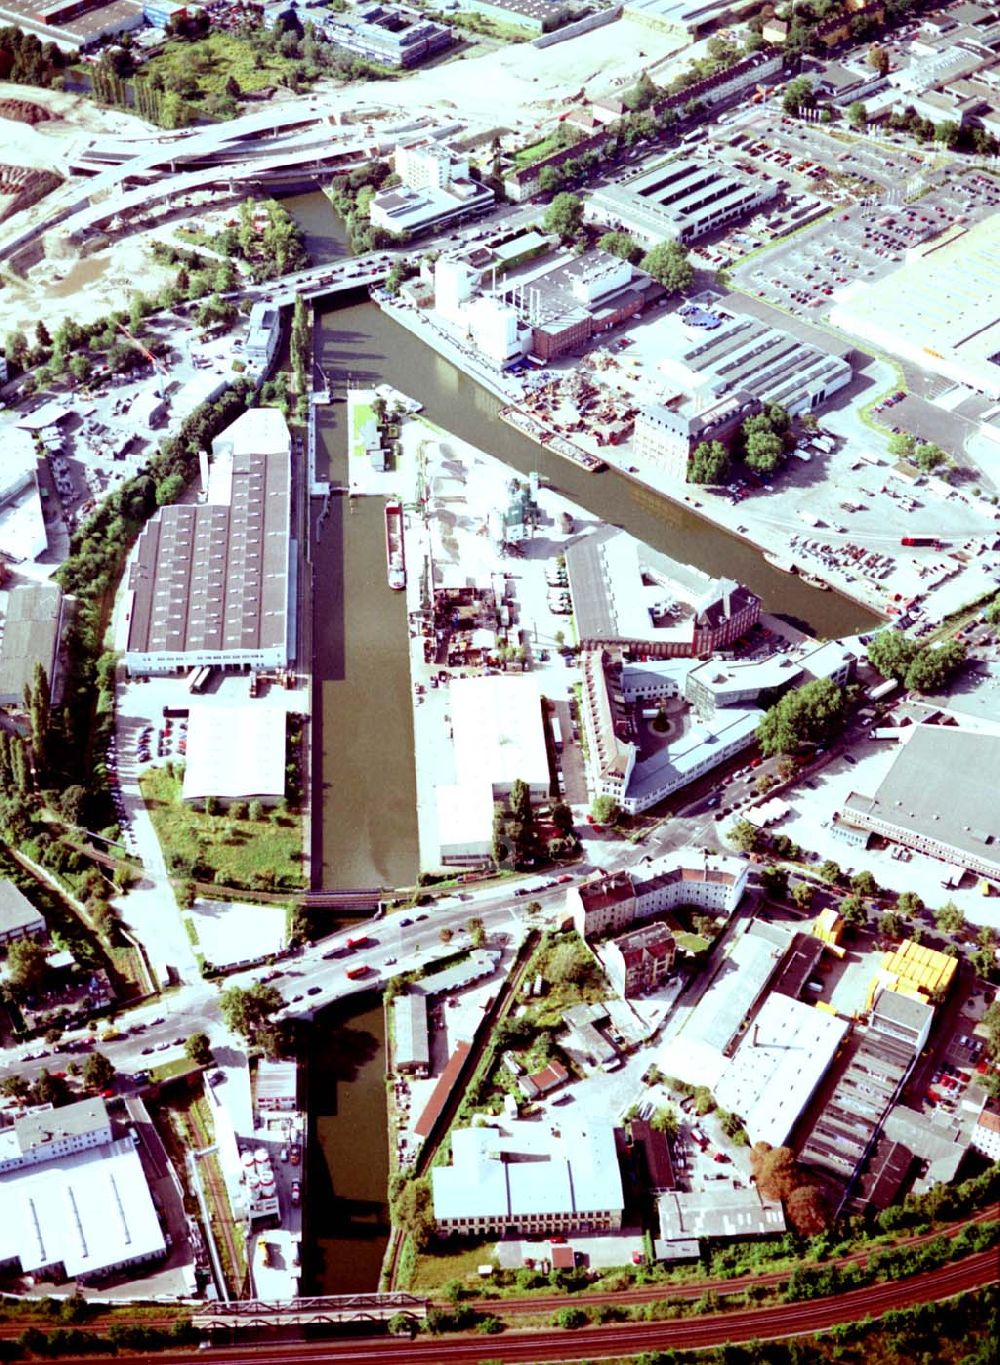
[658,308,853,418]
[124,410,292,677]
[392,994,430,1075]
[565,528,760,657]
[0,880,46,947]
[840,726,1000,879]
[588,158,780,245]
[0,582,64,707]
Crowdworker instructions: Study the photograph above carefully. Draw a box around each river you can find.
[293,185,876,894]
[289,189,878,1294]
[306,995,390,1295]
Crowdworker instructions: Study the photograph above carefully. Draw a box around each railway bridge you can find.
[192,1293,426,1332]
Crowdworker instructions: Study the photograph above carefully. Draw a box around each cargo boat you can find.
[763,551,797,575]
[385,499,405,590]
[799,571,830,591]
[498,406,606,472]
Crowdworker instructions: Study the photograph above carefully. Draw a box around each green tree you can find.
[970,947,997,981]
[537,164,565,195]
[934,901,965,936]
[542,192,584,241]
[639,240,693,294]
[847,100,867,130]
[219,982,283,1044]
[598,231,640,263]
[4,329,29,368]
[650,1104,679,1137]
[550,801,574,835]
[186,1032,213,1066]
[32,1069,70,1107]
[82,1051,116,1091]
[868,43,890,77]
[760,865,789,898]
[792,881,815,910]
[688,439,730,484]
[878,910,905,939]
[867,628,918,682]
[757,677,845,756]
[912,441,947,472]
[155,471,185,506]
[841,894,868,927]
[392,1175,435,1249]
[887,430,916,459]
[983,1001,1000,1058]
[744,430,783,474]
[850,869,879,898]
[623,69,658,111]
[897,891,923,918]
[783,76,815,116]
[6,937,47,993]
[547,936,594,987]
[590,795,620,825]
[904,640,966,694]
[69,353,92,384]
[728,819,760,853]
[1,1074,31,1102]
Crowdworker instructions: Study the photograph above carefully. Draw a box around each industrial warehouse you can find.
[123,410,293,677]
[588,157,781,245]
[840,726,1000,880]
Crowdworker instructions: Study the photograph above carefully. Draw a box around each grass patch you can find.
[106,944,146,995]
[513,133,564,169]
[150,1056,201,1086]
[349,397,376,460]
[675,931,711,954]
[139,766,305,892]
[141,32,302,100]
[408,1239,496,1292]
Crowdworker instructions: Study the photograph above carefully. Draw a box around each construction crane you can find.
[117,324,168,396]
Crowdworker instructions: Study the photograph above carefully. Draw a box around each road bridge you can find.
[300,888,385,912]
[192,1292,426,1332]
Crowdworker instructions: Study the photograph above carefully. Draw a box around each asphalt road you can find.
[0,873,584,1091]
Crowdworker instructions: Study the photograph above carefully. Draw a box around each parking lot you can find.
[732,166,999,323]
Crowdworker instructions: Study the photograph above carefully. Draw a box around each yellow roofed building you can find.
[867,938,957,1012]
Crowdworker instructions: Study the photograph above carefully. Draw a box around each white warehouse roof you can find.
[432,1119,623,1224]
[713,992,849,1148]
[182,705,286,803]
[0,1138,165,1279]
[450,676,549,794]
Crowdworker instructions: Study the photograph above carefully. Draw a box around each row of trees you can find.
[743,826,999,981]
[0,25,65,87]
[866,628,967,694]
[757,676,846,757]
[1,1049,115,1106]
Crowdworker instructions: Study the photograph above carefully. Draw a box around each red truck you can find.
[346,964,370,980]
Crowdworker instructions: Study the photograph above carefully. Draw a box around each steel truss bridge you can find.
[192,1292,427,1331]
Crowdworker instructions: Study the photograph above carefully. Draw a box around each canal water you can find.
[306,995,390,1295]
[290,190,880,1294]
[299,188,877,889]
